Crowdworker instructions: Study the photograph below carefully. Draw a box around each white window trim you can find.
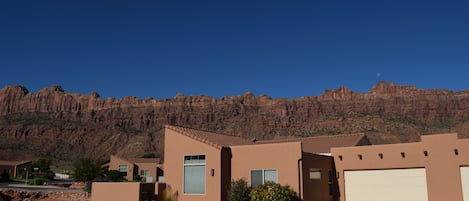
[183,154,206,195]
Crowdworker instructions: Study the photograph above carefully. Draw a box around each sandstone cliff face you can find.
[1,81,469,161]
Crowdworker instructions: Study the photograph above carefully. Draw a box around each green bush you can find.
[28,177,48,185]
[229,178,251,201]
[250,182,299,201]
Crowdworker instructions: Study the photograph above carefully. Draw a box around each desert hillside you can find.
[1,81,469,162]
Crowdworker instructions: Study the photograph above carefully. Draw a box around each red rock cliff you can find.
[1,81,469,161]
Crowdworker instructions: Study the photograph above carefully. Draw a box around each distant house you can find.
[108,155,163,182]
[331,133,469,201]
[0,160,32,177]
[164,125,369,201]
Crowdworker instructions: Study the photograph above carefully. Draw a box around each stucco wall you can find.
[332,133,469,201]
[109,156,134,180]
[92,182,152,201]
[164,129,222,201]
[230,142,302,195]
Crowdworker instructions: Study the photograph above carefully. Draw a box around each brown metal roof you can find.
[257,133,370,154]
[165,125,254,149]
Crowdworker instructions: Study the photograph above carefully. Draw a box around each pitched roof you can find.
[0,160,32,166]
[257,133,370,154]
[165,125,369,152]
[112,155,161,165]
[165,125,254,149]
[125,157,161,164]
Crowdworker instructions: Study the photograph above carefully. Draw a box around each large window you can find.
[250,169,277,187]
[184,155,206,194]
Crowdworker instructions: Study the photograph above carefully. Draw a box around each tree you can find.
[33,158,52,173]
[141,153,158,158]
[72,158,103,182]
[229,178,251,201]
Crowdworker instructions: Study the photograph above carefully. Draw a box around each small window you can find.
[401,152,406,158]
[118,165,128,173]
[358,154,363,160]
[140,170,150,177]
[338,155,343,161]
[424,151,428,157]
[379,153,383,159]
[250,169,277,187]
[455,149,459,155]
[309,169,321,180]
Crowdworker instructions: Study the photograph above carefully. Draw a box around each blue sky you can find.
[1,0,468,99]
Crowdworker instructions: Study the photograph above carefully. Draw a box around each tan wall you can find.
[135,162,159,182]
[302,153,337,201]
[92,182,155,201]
[164,129,222,201]
[332,133,469,201]
[109,156,134,180]
[230,142,302,196]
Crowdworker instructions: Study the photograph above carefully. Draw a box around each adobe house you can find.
[164,125,369,201]
[108,155,163,182]
[331,133,469,201]
[0,160,32,177]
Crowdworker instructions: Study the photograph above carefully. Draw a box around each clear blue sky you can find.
[1,0,468,99]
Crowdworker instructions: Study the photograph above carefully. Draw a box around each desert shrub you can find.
[229,178,251,201]
[250,182,299,201]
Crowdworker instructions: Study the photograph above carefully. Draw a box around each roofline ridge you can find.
[165,124,223,149]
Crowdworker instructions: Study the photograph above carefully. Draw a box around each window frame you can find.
[183,154,206,195]
[140,169,150,177]
[249,169,278,187]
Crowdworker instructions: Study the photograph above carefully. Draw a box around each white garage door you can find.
[461,167,469,201]
[344,168,428,201]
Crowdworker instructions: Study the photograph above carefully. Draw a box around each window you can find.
[118,165,128,175]
[184,155,206,194]
[309,169,321,179]
[250,169,277,187]
[140,170,150,177]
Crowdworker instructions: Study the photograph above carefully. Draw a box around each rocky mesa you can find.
[1,81,469,162]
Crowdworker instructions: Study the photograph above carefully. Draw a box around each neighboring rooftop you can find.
[165,125,370,152]
[123,157,161,165]
[257,134,370,154]
[0,160,32,166]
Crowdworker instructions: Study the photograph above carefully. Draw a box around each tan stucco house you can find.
[108,155,163,182]
[331,133,469,201]
[164,125,369,201]
[0,160,32,177]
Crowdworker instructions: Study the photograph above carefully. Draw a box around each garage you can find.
[344,168,428,201]
[461,167,469,201]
